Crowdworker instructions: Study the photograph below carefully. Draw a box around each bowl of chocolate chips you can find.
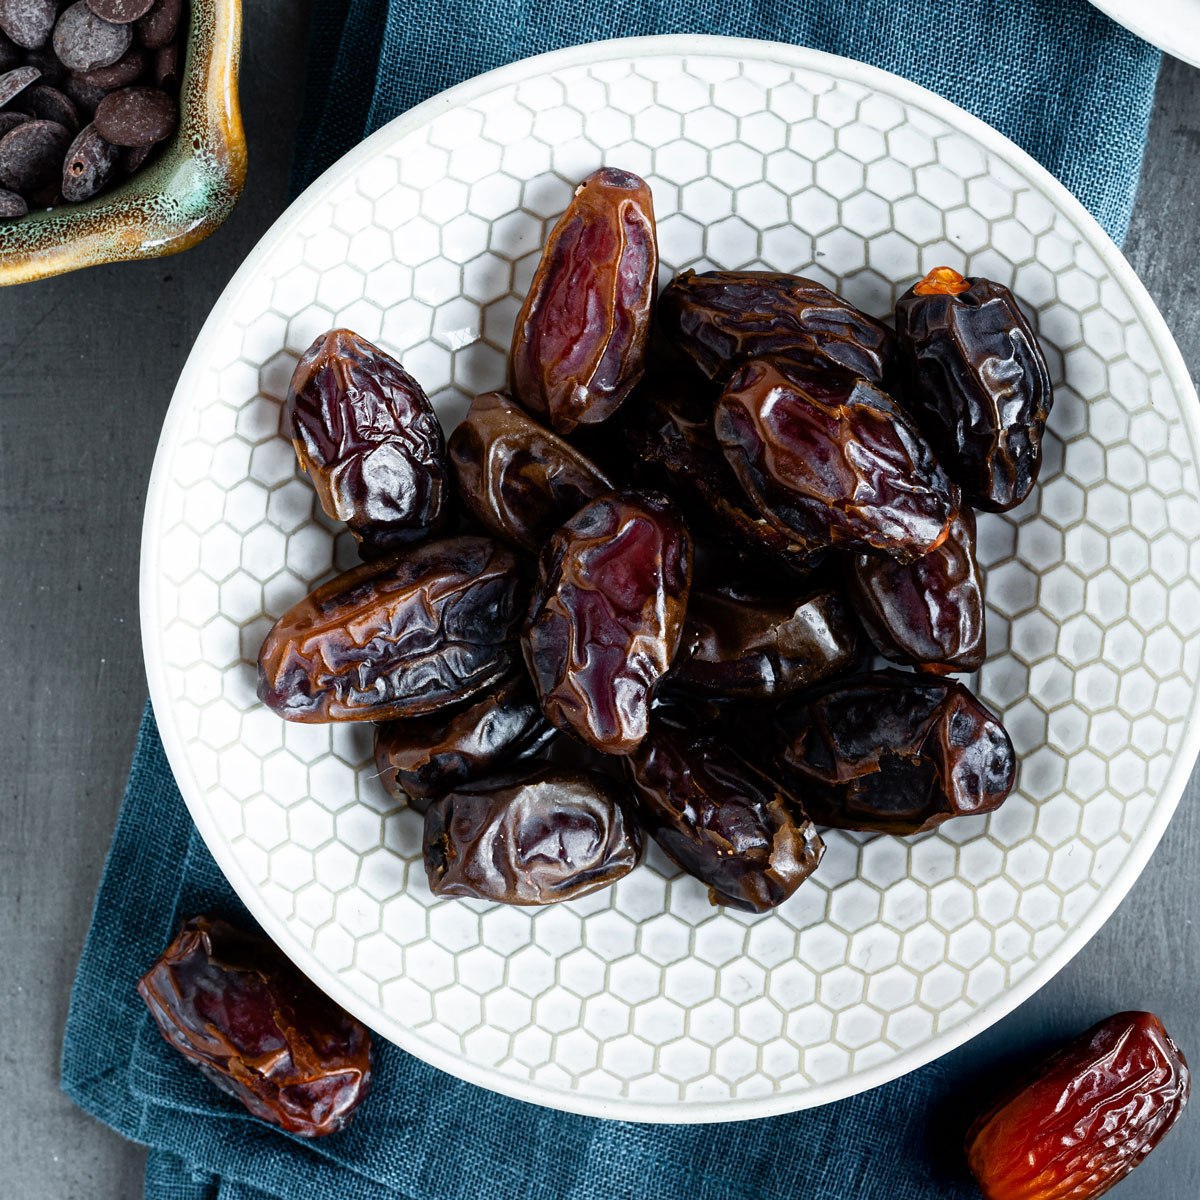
[0,0,244,285]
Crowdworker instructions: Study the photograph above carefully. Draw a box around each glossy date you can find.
[774,670,1016,833]
[625,707,823,912]
[966,1011,1190,1200]
[522,491,692,755]
[447,390,615,553]
[423,765,642,904]
[659,269,896,385]
[847,506,985,673]
[287,328,448,557]
[375,672,556,808]
[257,536,525,722]
[137,915,373,1138]
[895,267,1053,512]
[509,167,657,434]
[715,357,960,561]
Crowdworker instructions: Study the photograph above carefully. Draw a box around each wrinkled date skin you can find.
[895,267,1053,512]
[510,167,657,434]
[375,673,557,808]
[671,586,861,700]
[621,372,815,573]
[966,1011,1190,1200]
[659,269,896,386]
[137,916,373,1138]
[522,491,693,754]
[847,506,986,673]
[257,536,525,723]
[287,329,448,557]
[774,669,1016,833]
[624,707,824,912]
[447,390,615,553]
[715,356,961,562]
[423,765,642,904]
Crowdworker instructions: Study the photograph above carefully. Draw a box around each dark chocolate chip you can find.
[117,135,147,171]
[23,175,60,205]
[85,0,153,21]
[0,182,26,214]
[0,0,57,50]
[52,0,130,71]
[22,82,78,130]
[63,70,105,113]
[73,38,141,84]
[0,108,28,134]
[0,62,38,104]
[133,0,174,47]
[0,28,21,69]
[93,82,171,145]
[60,118,113,198]
[151,34,172,87]
[0,116,69,188]
[21,41,64,84]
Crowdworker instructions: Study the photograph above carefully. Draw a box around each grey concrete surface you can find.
[1,14,1197,1198]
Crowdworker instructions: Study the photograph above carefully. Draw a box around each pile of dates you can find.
[258,166,1054,915]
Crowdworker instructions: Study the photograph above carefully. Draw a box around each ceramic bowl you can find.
[0,0,245,287]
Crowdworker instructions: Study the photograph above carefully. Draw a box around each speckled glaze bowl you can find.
[0,0,244,287]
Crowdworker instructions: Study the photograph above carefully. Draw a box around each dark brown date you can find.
[714,356,960,562]
[522,491,692,754]
[966,1011,1190,1200]
[375,672,556,808]
[670,585,861,700]
[447,389,614,553]
[137,915,373,1138]
[423,765,642,904]
[287,329,448,557]
[509,167,657,434]
[659,269,896,386]
[257,536,525,723]
[625,707,823,912]
[895,266,1053,512]
[774,670,1015,833]
[847,506,985,674]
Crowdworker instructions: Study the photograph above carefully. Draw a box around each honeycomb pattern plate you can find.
[141,36,1200,1121]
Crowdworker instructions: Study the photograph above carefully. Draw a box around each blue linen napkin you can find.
[64,2,1163,1196]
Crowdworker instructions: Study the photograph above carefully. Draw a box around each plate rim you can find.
[140,32,1200,1123]
[1086,0,1200,69]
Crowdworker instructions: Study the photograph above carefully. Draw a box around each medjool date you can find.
[774,670,1015,833]
[257,536,525,723]
[287,329,448,558]
[522,491,692,755]
[375,672,556,808]
[510,167,656,434]
[715,357,960,562]
[137,916,373,1138]
[847,506,985,674]
[447,390,614,553]
[424,765,642,904]
[625,707,823,912]
[671,585,861,700]
[659,269,895,386]
[966,1011,1190,1200]
[895,266,1053,511]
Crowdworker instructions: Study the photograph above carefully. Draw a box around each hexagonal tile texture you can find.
[145,47,1200,1118]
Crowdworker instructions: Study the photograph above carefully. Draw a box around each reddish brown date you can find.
[423,765,642,904]
[257,536,525,723]
[774,670,1015,833]
[137,916,373,1138]
[895,267,1053,512]
[522,491,692,754]
[447,390,614,553]
[714,356,960,562]
[287,329,448,557]
[847,506,986,674]
[670,585,861,700]
[374,672,556,808]
[659,269,896,386]
[966,1011,1190,1200]
[625,707,823,912]
[510,167,657,434]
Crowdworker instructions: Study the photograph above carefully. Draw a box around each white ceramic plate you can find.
[141,36,1200,1122]
[1088,0,1200,68]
